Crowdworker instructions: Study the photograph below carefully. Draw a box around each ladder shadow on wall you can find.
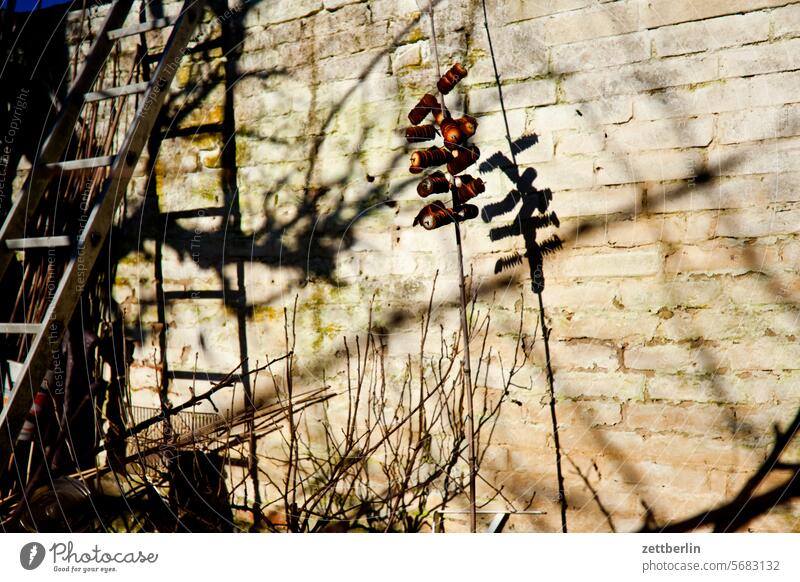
[113,0,429,436]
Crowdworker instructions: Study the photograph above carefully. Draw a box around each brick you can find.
[528,156,595,190]
[540,280,622,309]
[550,184,641,219]
[391,42,422,73]
[551,32,650,74]
[748,71,800,108]
[369,0,417,21]
[252,0,323,25]
[515,131,556,163]
[637,433,767,470]
[482,447,511,471]
[747,503,800,532]
[723,338,800,371]
[633,484,728,521]
[490,422,551,449]
[646,372,777,404]
[664,242,776,275]
[720,272,800,306]
[563,214,671,248]
[556,245,663,279]
[772,4,800,39]
[313,24,389,60]
[718,103,800,144]
[708,137,800,177]
[474,109,527,142]
[553,371,644,400]
[715,207,800,238]
[605,117,714,151]
[652,12,770,57]
[554,309,658,341]
[624,343,701,372]
[595,458,727,493]
[322,0,363,9]
[559,427,646,459]
[313,3,370,35]
[634,70,800,119]
[493,0,595,23]
[546,341,619,370]
[556,130,605,155]
[640,0,789,28]
[560,55,718,102]
[527,96,633,132]
[632,80,748,120]
[719,38,800,79]
[468,19,549,83]
[594,149,704,186]
[654,307,794,342]
[622,401,735,437]
[317,48,391,82]
[543,1,643,45]
[647,174,800,215]
[468,79,557,114]
[732,405,800,439]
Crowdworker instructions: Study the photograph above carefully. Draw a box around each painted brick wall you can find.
[52,0,800,531]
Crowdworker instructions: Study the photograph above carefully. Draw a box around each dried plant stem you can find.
[453,220,477,533]
[424,0,478,534]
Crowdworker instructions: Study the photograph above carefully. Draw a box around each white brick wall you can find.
[92,0,800,532]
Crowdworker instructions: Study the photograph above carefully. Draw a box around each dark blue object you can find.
[1,0,75,12]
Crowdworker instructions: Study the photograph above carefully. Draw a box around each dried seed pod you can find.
[437,63,468,95]
[408,93,439,125]
[447,144,480,175]
[457,115,478,138]
[409,146,451,174]
[405,124,437,143]
[413,201,449,230]
[417,171,450,197]
[457,203,479,221]
[413,201,478,230]
[433,102,450,125]
[455,175,485,203]
[440,118,465,150]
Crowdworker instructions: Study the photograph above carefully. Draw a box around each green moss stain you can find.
[236,139,250,167]
[252,305,279,322]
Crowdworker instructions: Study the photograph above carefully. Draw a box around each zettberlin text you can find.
[642,543,701,554]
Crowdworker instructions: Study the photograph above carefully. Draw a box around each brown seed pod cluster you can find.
[404,63,485,230]
[409,146,451,174]
[454,175,485,204]
[413,201,479,230]
[437,63,468,94]
[440,115,477,149]
[408,93,439,125]
[405,124,437,143]
[417,171,450,197]
[447,144,480,176]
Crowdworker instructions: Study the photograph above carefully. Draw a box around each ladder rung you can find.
[163,290,243,302]
[0,323,42,334]
[107,17,175,40]
[6,236,72,250]
[47,156,115,171]
[84,82,149,103]
[164,207,227,219]
[169,370,241,382]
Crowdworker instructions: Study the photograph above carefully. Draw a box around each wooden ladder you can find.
[0,0,205,462]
